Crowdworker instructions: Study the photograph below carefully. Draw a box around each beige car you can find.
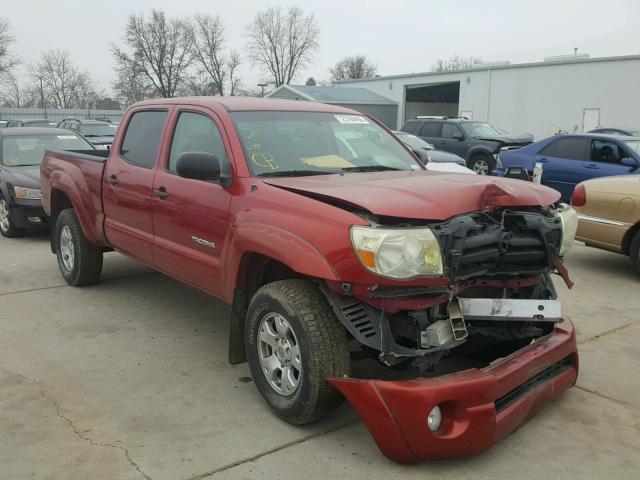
[572,175,640,273]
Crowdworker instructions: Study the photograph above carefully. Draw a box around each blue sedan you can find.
[493,133,640,201]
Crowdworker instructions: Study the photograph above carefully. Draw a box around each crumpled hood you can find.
[263,171,560,220]
[3,166,41,189]
[475,133,534,144]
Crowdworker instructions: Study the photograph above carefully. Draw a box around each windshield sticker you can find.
[251,152,279,170]
[334,115,369,125]
[57,135,78,140]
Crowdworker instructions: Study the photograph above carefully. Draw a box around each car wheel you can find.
[469,153,494,175]
[0,197,26,238]
[630,231,640,276]
[55,209,103,286]
[245,279,351,425]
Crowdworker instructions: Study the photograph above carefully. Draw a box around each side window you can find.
[442,123,462,139]
[168,112,228,174]
[120,110,168,169]
[548,138,588,160]
[402,121,420,134]
[591,140,623,164]
[419,122,442,137]
[539,140,557,156]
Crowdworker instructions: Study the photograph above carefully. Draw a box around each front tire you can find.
[246,279,351,425]
[629,231,640,276]
[0,197,26,238]
[468,153,495,175]
[55,209,103,286]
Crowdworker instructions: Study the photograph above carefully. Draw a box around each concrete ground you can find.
[1,233,639,480]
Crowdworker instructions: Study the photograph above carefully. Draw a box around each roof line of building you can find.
[267,84,397,105]
[336,53,640,84]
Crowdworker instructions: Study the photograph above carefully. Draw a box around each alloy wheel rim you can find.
[59,225,75,272]
[0,200,10,232]
[257,312,302,396]
[473,159,489,175]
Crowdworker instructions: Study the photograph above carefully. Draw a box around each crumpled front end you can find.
[329,317,578,463]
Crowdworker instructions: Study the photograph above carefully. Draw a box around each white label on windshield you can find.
[57,135,78,140]
[334,114,369,124]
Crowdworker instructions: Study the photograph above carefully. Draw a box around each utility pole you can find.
[258,83,268,97]
[39,76,47,119]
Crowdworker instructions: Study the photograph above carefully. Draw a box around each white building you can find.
[336,54,640,139]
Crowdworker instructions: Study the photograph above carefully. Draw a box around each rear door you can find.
[151,107,233,296]
[103,109,169,265]
[534,136,589,201]
[417,122,442,147]
[582,138,635,181]
[439,123,467,157]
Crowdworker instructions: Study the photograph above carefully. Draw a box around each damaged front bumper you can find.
[329,317,578,463]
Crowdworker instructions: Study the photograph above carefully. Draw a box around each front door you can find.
[103,109,169,265]
[582,138,636,181]
[151,108,233,296]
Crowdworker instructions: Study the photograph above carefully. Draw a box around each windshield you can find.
[2,134,92,166]
[624,141,640,155]
[80,124,118,137]
[231,111,422,177]
[397,133,433,150]
[460,122,505,138]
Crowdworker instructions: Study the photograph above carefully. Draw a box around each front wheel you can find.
[468,153,495,175]
[245,279,351,425]
[55,209,103,286]
[0,197,26,238]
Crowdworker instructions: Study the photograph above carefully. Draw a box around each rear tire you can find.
[245,279,351,425]
[468,153,495,175]
[0,197,26,238]
[630,231,640,276]
[55,209,103,286]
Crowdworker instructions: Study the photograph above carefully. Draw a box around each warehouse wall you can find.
[338,57,640,140]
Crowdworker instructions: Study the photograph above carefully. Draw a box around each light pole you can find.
[258,83,268,97]
[39,76,47,119]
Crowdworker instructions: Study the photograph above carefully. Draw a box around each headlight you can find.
[350,226,444,279]
[14,186,43,200]
[555,204,578,257]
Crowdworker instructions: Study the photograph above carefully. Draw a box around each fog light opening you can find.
[427,405,442,432]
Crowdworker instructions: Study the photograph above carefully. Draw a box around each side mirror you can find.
[412,148,430,164]
[453,134,465,141]
[621,157,639,168]
[176,151,222,182]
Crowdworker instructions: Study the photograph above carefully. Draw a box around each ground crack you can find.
[0,368,152,480]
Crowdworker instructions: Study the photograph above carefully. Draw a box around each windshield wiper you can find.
[257,170,335,178]
[340,165,403,172]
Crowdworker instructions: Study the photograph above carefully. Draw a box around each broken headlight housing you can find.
[350,226,444,279]
[555,203,578,257]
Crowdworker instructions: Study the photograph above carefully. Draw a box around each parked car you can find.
[3,120,24,128]
[393,131,466,166]
[21,119,58,128]
[588,127,640,136]
[494,133,640,202]
[57,118,118,149]
[571,175,640,275]
[0,127,95,237]
[401,116,533,174]
[41,97,578,463]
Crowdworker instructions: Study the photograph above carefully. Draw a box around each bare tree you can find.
[227,50,241,96]
[113,10,194,98]
[432,55,482,72]
[30,50,95,109]
[329,55,377,82]
[246,6,319,87]
[1,72,22,107]
[0,18,19,77]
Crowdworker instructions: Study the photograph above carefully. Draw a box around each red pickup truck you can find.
[41,97,579,463]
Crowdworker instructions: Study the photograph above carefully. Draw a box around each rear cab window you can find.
[120,110,168,169]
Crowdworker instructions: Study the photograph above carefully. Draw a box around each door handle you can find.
[153,188,169,199]
[585,163,599,169]
[107,175,119,185]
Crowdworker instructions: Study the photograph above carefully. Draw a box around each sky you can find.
[6,0,640,96]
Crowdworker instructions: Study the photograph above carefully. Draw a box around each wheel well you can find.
[228,252,302,365]
[49,189,73,253]
[621,222,640,255]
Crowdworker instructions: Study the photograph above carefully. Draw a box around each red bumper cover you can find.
[330,317,578,463]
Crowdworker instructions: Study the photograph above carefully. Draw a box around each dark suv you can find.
[401,116,534,174]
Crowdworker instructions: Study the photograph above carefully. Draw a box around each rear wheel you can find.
[630,231,640,276]
[245,279,351,425]
[469,153,494,175]
[55,209,103,286]
[0,197,26,238]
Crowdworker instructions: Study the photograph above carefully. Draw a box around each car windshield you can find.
[624,141,640,155]
[80,124,118,137]
[460,122,505,138]
[397,133,434,150]
[231,111,422,177]
[2,134,92,166]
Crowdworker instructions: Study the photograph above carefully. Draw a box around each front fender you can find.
[465,143,500,162]
[224,221,339,300]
